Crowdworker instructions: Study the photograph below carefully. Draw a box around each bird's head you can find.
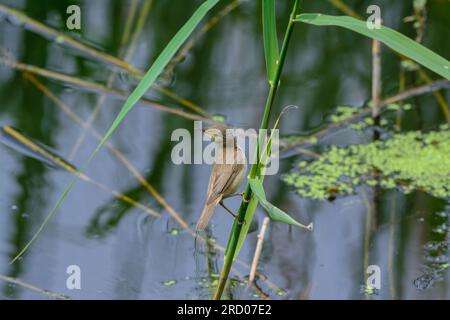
[202,124,228,143]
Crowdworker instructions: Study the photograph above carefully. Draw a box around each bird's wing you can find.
[197,164,235,230]
[206,163,241,205]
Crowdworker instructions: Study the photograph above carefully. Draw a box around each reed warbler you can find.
[196,124,247,230]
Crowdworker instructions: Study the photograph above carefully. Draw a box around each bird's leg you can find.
[219,200,237,218]
[219,200,245,225]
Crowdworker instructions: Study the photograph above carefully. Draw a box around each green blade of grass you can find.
[249,179,312,229]
[96,0,219,153]
[262,0,279,84]
[10,0,220,264]
[295,13,450,80]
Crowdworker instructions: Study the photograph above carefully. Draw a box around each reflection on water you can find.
[414,206,449,291]
[0,0,449,299]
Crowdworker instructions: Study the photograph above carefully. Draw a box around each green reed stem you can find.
[213,0,301,300]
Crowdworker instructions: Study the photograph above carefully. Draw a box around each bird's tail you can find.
[196,196,221,231]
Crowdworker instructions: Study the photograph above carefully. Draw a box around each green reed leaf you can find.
[10,0,220,264]
[249,179,312,230]
[262,0,279,83]
[295,14,450,80]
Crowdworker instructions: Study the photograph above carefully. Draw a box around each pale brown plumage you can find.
[196,125,246,230]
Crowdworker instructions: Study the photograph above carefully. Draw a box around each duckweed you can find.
[283,129,450,200]
[163,280,177,286]
[330,106,359,123]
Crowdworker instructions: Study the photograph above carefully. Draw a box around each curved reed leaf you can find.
[295,14,450,80]
[231,106,297,258]
[249,179,312,229]
[10,0,220,264]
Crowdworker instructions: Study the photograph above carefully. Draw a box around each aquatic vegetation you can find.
[330,104,409,130]
[361,284,379,296]
[163,280,177,287]
[284,128,450,200]
[329,105,360,123]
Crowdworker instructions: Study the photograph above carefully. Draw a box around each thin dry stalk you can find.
[248,217,270,288]
[0,3,208,116]
[0,274,68,300]
[370,39,382,229]
[371,40,381,121]
[0,4,138,73]
[2,125,160,218]
[0,57,207,122]
[395,69,406,131]
[418,70,450,122]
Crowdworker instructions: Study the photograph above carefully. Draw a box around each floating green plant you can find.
[284,128,450,200]
[163,280,177,287]
[329,106,359,123]
[330,105,401,131]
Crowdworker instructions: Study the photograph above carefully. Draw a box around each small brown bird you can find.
[196,124,247,230]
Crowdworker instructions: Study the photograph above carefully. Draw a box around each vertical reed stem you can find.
[371,39,381,140]
[248,217,270,287]
[213,0,301,300]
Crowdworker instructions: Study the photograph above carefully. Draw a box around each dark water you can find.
[0,0,449,299]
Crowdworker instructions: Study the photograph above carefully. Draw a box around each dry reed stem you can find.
[0,274,69,300]
[248,217,270,288]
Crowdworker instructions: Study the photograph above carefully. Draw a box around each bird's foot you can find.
[224,192,249,203]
